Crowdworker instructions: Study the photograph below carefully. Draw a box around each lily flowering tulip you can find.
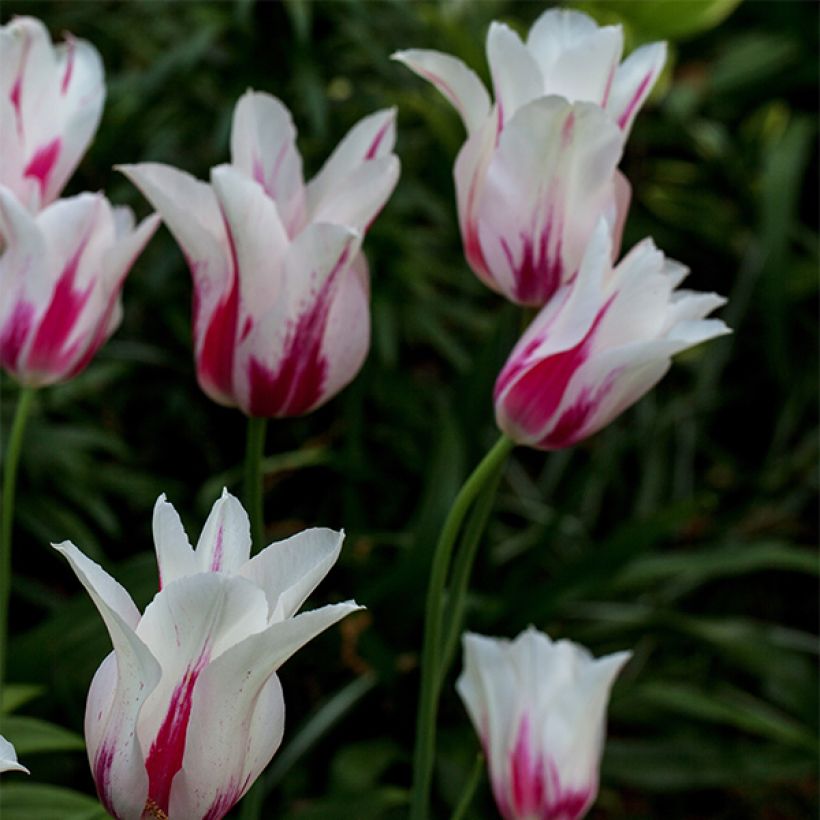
[0,16,105,212]
[0,735,28,774]
[456,628,631,820]
[393,10,666,306]
[54,490,361,820]
[0,186,159,386]
[494,220,730,450]
[120,90,400,418]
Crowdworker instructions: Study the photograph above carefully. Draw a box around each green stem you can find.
[243,416,267,554]
[0,386,35,692]
[410,434,514,820]
[450,752,485,820]
[438,462,505,684]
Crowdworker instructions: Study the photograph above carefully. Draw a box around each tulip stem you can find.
[244,416,268,554]
[410,434,513,820]
[0,385,35,693]
[450,751,485,820]
[438,462,505,684]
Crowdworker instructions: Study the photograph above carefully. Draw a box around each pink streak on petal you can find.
[145,653,211,815]
[0,301,35,371]
[10,76,22,117]
[61,37,76,94]
[617,71,653,131]
[510,715,546,816]
[27,240,94,375]
[24,138,62,196]
[202,775,252,820]
[246,246,350,418]
[364,119,391,160]
[209,525,224,572]
[91,740,118,818]
[501,215,564,307]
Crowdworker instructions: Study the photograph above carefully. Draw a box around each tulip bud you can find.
[457,627,631,820]
[0,17,105,212]
[494,219,730,450]
[0,187,159,386]
[121,91,400,418]
[54,490,361,820]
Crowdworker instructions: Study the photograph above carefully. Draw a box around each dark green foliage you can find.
[0,1,816,818]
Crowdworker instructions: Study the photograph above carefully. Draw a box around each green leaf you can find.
[1,716,85,756]
[1,685,43,715]
[0,783,108,820]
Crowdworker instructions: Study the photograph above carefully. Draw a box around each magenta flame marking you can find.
[500,214,564,306]
[617,71,653,131]
[510,715,546,815]
[542,369,618,450]
[27,238,94,375]
[24,137,61,196]
[10,76,22,117]
[144,653,210,815]
[406,65,464,126]
[198,217,240,400]
[61,37,76,94]
[364,119,391,160]
[246,245,350,417]
[496,296,614,439]
[92,741,117,816]
[0,301,35,371]
[601,60,617,108]
[202,774,251,820]
[210,524,224,571]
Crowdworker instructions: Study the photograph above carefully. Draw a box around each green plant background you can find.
[0,1,817,818]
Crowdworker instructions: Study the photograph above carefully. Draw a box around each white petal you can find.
[307,108,397,219]
[526,9,623,105]
[152,494,196,588]
[168,601,361,818]
[53,541,160,820]
[240,527,345,622]
[0,735,28,775]
[230,90,306,235]
[194,488,252,575]
[607,41,667,135]
[486,22,544,124]
[392,50,490,134]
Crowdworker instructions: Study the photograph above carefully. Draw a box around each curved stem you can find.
[450,752,485,820]
[438,462,505,684]
[410,434,513,820]
[243,416,267,554]
[0,385,35,691]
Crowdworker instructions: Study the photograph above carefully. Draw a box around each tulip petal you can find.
[391,50,490,135]
[230,90,306,236]
[53,541,159,820]
[306,108,397,221]
[476,98,623,305]
[135,573,268,815]
[607,41,667,135]
[168,601,361,818]
[241,527,345,622]
[0,735,28,775]
[194,488,252,575]
[526,9,623,105]
[486,22,544,125]
[152,493,196,588]
[235,222,360,417]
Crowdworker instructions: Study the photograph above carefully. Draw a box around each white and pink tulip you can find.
[54,489,361,820]
[0,186,158,386]
[121,90,400,418]
[456,627,631,820]
[393,9,666,307]
[493,219,730,450]
[0,16,105,212]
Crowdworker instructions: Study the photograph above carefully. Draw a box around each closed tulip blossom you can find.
[121,90,400,418]
[54,490,361,820]
[394,10,666,306]
[0,16,105,211]
[0,735,28,774]
[493,220,730,450]
[457,628,631,820]
[0,186,159,386]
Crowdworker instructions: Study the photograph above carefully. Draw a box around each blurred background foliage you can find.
[0,1,817,818]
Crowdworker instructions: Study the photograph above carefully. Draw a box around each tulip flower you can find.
[494,219,730,450]
[456,628,631,820]
[0,16,105,212]
[54,490,361,820]
[393,10,666,306]
[120,90,400,418]
[0,186,159,387]
[0,735,28,774]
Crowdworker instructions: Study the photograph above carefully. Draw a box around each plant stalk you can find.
[243,416,267,554]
